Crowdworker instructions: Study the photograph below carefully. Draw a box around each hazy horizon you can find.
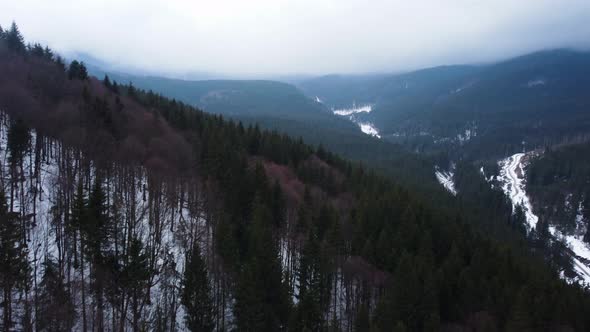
[2,0,590,78]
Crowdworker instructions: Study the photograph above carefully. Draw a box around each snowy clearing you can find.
[331,102,380,138]
[435,166,457,195]
[358,122,381,138]
[332,103,373,116]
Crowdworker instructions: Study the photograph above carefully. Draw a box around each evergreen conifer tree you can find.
[181,243,214,332]
[5,22,25,53]
[0,191,29,330]
[37,259,76,331]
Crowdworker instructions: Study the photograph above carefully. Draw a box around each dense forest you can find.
[91,67,443,196]
[1,22,590,331]
[300,50,590,161]
[527,143,590,239]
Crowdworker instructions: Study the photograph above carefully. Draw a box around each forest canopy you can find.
[0,23,589,331]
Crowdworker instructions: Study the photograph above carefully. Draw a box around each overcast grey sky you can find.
[1,0,590,77]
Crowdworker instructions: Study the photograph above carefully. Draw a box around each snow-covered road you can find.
[497,152,590,284]
[498,153,538,229]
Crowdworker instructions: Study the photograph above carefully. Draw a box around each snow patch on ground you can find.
[333,103,373,116]
[332,103,380,138]
[0,111,228,330]
[435,166,457,195]
[496,152,590,285]
[497,153,538,230]
[549,225,590,285]
[358,122,381,138]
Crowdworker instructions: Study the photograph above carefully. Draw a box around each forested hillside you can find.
[2,23,590,331]
[527,143,590,239]
[300,50,590,160]
[90,65,443,195]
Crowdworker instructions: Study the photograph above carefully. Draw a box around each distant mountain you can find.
[300,49,590,159]
[302,50,590,282]
[90,68,442,192]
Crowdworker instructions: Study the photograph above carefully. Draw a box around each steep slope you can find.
[2,25,590,331]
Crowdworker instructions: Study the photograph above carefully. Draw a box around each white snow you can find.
[497,153,538,230]
[332,102,380,138]
[0,111,229,330]
[549,225,590,285]
[496,152,590,285]
[332,103,373,116]
[435,166,457,195]
[358,122,381,138]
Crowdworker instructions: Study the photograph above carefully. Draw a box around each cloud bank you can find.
[2,0,590,76]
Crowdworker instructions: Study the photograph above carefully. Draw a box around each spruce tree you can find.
[86,174,109,261]
[235,196,291,331]
[181,243,214,332]
[122,237,150,331]
[85,175,110,330]
[5,22,25,53]
[0,191,29,330]
[7,117,31,166]
[103,75,112,89]
[292,232,324,331]
[79,61,89,80]
[67,60,89,80]
[37,259,76,331]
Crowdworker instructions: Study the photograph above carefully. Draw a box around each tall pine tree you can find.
[181,243,214,332]
[37,259,76,331]
[0,191,29,330]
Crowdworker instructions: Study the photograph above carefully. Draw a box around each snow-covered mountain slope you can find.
[0,109,363,331]
[0,111,222,331]
[496,152,590,285]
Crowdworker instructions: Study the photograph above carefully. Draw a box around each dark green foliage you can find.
[121,237,151,330]
[4,22,25,53]
[234,197,291,331]
[7,117,31,166]
[182,243,214,332]
[291,232,331,331]
[89,68,442,193]
[527,143,590,235]
[68,60,88,80]
[115,72,590,329]
[37,259,76,331]
[300,50,590,161]
[103,75,111,89]
[0,191,29,330]
[85,175,110,262]
[1,30,590,331]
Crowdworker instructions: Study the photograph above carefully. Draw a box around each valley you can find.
[2,13,590,331]
[495,151,590,284]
